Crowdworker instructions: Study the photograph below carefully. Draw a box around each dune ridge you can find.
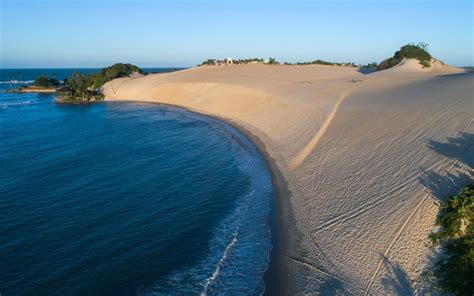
[103,60,473,294]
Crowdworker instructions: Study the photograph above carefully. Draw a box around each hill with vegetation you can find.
[57,63,143,104]
[34,75,60,88]
[89,63,143,89]
[377,43,432,70]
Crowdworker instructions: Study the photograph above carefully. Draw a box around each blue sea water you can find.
[0,68,185,84]
[0,69,273,295]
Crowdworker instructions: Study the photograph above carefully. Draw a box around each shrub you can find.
[199,59,217,66]
[267,57,279,65]
[377,43,432,70]
[429,185,474,295]
[34,75,60,88]
[297,59,334,66]
[431,185,474,244]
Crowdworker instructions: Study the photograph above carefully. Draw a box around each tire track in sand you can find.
[364,119,474,295]
[289,91,348,170]
[290,256,365,293]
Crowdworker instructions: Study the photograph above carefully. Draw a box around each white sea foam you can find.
[0,100,37,109]
[137,113,272,296]
[0,80,34,85]
[201,230,239,295]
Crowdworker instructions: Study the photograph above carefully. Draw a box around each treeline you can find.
[199,43,432,71]
[57,63,143,103]
[200,57,362,67]
[34,75,60,88]
[289,59,357,67]
[199,57,358,66]
[199,58,266,66]
[235,58,265,64]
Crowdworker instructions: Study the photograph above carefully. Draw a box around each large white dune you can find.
[103,60,473,295]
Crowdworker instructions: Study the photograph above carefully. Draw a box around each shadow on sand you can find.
[380,255,414,295]
[418,168,472,201]
[418,132,473,202]
[311,133,472,295]
[317,276,347,295]
[411,131,473,294]
[427,132,474,168]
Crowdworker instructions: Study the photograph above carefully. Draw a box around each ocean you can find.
[0,68,185,85]
[0,69,273,295]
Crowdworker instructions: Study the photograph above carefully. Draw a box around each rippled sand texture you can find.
[104,60,473,295]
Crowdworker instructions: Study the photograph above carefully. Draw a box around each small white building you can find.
[224,58,233,65]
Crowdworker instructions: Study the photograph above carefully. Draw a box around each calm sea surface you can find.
[0,69,273,295]
[0,68,185,84]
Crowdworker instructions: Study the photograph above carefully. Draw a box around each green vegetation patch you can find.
[429,184,474,295]
[34,75,60,88]
[89,63,143,89]
[57,63,142,104]
[377,43,432,70]
[198,57,359,67]
[297,59,336,66]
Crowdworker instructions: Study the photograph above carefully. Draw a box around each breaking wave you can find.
[0,100,37,109]
[136,117,273,296]
[0,80,35,85]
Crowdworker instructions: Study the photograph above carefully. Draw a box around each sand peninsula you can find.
[103,56,473,294]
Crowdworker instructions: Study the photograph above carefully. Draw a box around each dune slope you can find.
[103,61,473,295]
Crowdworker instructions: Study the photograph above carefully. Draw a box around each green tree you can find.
[267,57,278,65]
[67,72,90,99]
[34,75,59,88]
[59,63,143,103]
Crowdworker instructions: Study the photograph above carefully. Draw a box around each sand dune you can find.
[103,60,473,295]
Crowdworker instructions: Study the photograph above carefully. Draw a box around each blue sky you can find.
[1,0,472,68]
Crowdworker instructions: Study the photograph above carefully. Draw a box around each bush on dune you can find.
[377,42,432,70]
[90,63,143,89]
[428,185,474,296]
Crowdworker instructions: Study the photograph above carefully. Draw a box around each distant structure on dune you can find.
[199,57,266,66]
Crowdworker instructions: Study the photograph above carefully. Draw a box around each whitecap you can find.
[0,100,37,109]
[201,230,239,296]
[0,80,34,85]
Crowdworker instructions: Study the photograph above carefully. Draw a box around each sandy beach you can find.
[7,87,57,93]
[103,60,473,294]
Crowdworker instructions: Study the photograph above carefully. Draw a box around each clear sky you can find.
[1,0,472,68]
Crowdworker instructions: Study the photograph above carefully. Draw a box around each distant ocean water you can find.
[0,69,273,295]
[0,68,185,85]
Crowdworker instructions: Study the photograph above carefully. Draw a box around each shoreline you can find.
[221,117,296,296]
[105,100,295,294]
[101,64,472,294]
[7,87,57,93]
